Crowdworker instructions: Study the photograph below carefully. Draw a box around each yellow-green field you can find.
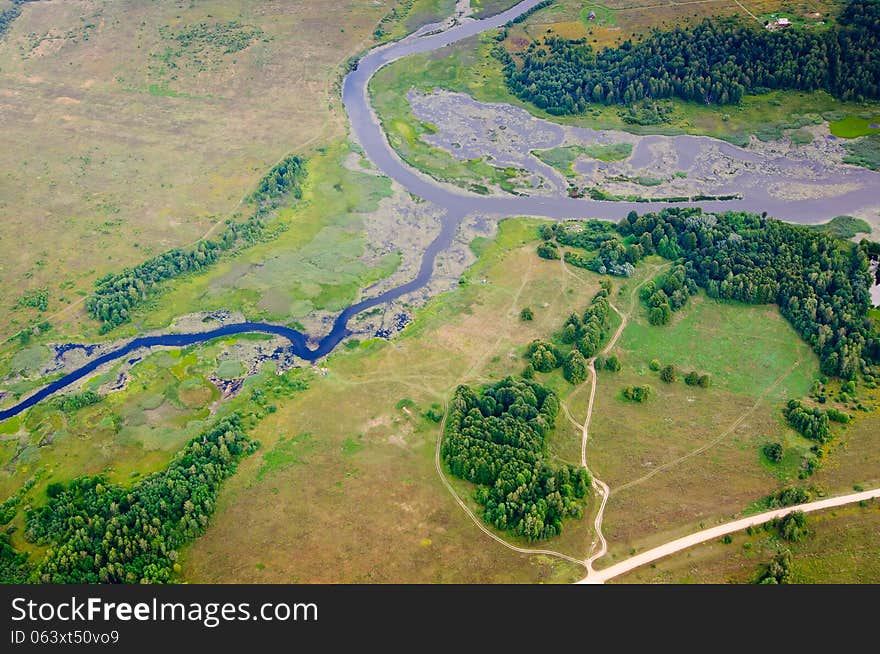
[0,0,399,338]
[613,500,880,583]
[2,0,878,584]
[3,214,877,581]
[180,219,604,582]
[504,0,842,51]
[178,221,874,582]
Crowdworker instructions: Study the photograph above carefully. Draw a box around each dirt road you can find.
[578,488,880,583]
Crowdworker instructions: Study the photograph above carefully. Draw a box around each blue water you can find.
[0,198,463,421]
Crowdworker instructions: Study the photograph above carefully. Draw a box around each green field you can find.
[808,215,873,239]
[585,262,832,563]
[472,0,522,18]
[532,143,633,176]
[830,115,880,138]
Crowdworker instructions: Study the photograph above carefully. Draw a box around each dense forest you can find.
[442,377,591,540]
[86,155,306,330]
[0,415,255,583]
[618,208,878,379]
[499,0,880,113]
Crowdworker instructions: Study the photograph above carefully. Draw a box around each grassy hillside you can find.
[0,0,394,338]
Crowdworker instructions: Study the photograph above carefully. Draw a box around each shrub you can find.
[537,241,560,260]
[763,442,784,463]
[623,385,651,402]
[659,364,677,383]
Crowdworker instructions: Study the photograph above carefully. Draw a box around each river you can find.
[1,0,878,421]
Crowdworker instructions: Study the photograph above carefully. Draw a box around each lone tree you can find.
[520,307,534,321]
[564,350,589,385]
[660,364,677,383]
[604,355,621,372]
[763,442,784,463]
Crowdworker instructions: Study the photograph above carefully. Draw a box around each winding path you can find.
[3,1,880,583]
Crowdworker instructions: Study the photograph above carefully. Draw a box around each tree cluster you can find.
[622,385,651,402]
[248,155,306,210]
[684,371,711,387]
[17,288,48,312]
[537,240,560,260]
[639,264,697,325]
[757,548,793,584]
[539,220,643,276]
[20,415,255,583]
[771,510,810,542]
[619,207,878,379]
[526,289,611,381]
[0,534,31,584]
[53,391,102,414]
[766,485,813,508]
[784,399,831,443]
[441,377,591,541]
[0,0,24,37]
[763,442,784,463]
[573,290,611,358]
[501,0,880,115]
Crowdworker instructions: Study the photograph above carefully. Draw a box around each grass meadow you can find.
[613,500,880,583]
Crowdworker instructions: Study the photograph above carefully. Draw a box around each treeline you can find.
[441,377,590,540]
[86,155,306,330]
[249,155,306,210]
[53,390,102,413]
[500,0,880,114]
[618,208,878,379]
[16,415,255,583]
[504,0,555,27]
